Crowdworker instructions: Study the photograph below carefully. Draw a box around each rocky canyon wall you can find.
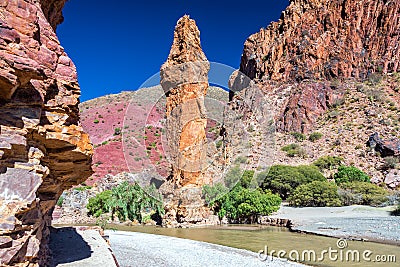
[0,0,93,265]
[236,0,400,133]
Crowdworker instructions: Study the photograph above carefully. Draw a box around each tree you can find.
[259,165,325,199]
[288,181,341,207]
[87,182,164,223]
[339,182,388,206]
[215,187,281,223]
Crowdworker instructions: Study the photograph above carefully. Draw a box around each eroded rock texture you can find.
[160,15,214,225]
[237,0,400,133]
[0,0,93,265]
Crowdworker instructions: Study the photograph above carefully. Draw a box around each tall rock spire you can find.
[160,15,210,187]
[160,15,215,225]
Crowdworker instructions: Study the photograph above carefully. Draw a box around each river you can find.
[107,224,399,267]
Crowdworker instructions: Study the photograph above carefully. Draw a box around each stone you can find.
[0,0,93,266]
[367,132,400,157]
[384,169,400,189]
[159,15,213,225]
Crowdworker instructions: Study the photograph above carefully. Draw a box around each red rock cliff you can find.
[236,0,400,133]
[0,0,93,265]
[241,0,400,82]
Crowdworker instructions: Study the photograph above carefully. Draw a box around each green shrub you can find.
[308,132,323,142]
[383,156,399,170]
[334,166,370,185]
[74,185,92,192]
[87,182,164,223]
[114,127,122,135]
[93,119,99,124]
[339,182,388,206]
[391,204,400,216]
[290,132,306,142]
[234,156,248,164]
[281,144,306,158]
[313,156,343,171]
[56,196,64,207]
[202,183,229,205]
[288,181,341,207]
[259,165,325,199]
[224,167,257,189]
[87,190,112,217]
[215,187,281,223]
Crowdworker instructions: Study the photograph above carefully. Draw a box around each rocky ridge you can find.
[0,0,92,265]
[237,0,400,134]
[231,0,400,187]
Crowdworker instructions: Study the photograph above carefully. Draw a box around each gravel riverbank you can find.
[270,205,400,244]
[106,230,307,267]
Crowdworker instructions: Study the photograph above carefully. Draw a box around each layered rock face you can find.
[237,0,400,133]
[0,0,93,265]
[160,15,214,225]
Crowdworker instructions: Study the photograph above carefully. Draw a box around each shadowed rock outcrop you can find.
[160,15,215,225]
[0,0,93,265]
[236,0,400,133]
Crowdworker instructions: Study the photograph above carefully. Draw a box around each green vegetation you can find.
[205,168,281,223]
[74,185,93,192]
[383,156,399,170]
[216,140,223,149]
[290,132,306,142]
[224,167,257,189]
[288,181,341,207]
[308,132,323,142]
[114,127,122,135]
[313,156,343,171]
[334,166,370,185]
[281,143,306,158]
[339,182,388,206]
[87,182,164,223]
[259,165,325,199]
[202,183,229,205]
[94,119,99,124]
[56,195,64,207]
[234,156,248,164]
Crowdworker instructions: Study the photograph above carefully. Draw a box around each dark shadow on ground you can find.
[49,227,92,266]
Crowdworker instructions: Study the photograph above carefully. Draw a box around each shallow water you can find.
[109,224,399,267]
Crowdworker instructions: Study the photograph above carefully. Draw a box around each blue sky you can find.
[57,1,289,101]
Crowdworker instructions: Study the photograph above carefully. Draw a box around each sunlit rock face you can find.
[0,0,93,265]
[160,15,215,225]
[236,0,400,133]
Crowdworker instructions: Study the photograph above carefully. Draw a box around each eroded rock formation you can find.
[0,0,93,265]
[160,15,215,225]
[236,0,400,133]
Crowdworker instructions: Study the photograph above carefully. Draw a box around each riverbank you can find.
[269,205,400,245]
[106,230,306,267]
[49,226,118,267]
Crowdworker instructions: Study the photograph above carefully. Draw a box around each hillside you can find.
[229,0,400,188]
[79,86,229,185]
